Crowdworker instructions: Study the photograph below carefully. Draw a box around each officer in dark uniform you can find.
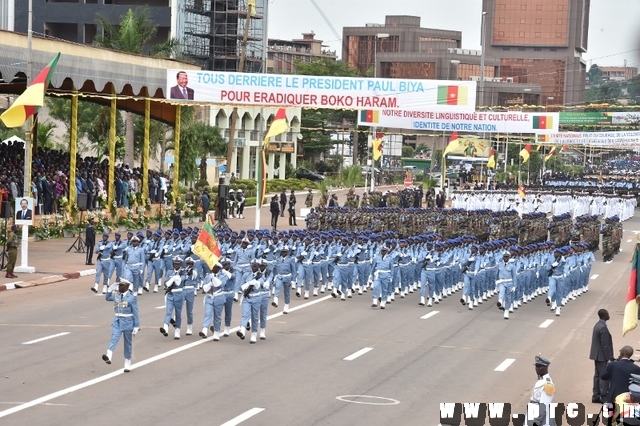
[6,224,19,278]
[85,217,96,265]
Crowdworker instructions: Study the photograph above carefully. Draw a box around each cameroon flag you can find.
[533,115,554,130]
[1,53,61,127]
[544,146,557,162]
[373,137,383,161]
[520,144,532,163]
[437,85,469,106]
[360,110,379,124]
[193,217,222,270]
[443,131,460,157]
[518,184,526,199]
[623,243,640,336]
[487,148,496,169]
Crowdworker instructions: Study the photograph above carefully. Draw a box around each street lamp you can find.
[448,59,460,80]
[480,11,487,106]
[371,32,389,192]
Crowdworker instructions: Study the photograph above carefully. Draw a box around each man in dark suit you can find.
[590,308,614,403]
[601,346,640,405]
[270,195,280,231]
[85,217,96,265]
[16,198,32,220]
[169,71,194,100]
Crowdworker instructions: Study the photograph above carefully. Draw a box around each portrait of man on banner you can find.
[15,197,34,225]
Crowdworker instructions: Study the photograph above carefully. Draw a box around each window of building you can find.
[503,47,510,51]
[556,32,562,38]
[498,31,505,37]
[536,18,542,24]
[518,48,525,51]
[499,3,506,9]
[535,32,541,38]
[550,48,557,51]
[557,19,563,25]
[536,4,542,10]
[534,48,542,51]
[499,18,505,23]
[521,4,526,10]
[519,32,525,37]
[520,18,526,24]
[558,5,564,10]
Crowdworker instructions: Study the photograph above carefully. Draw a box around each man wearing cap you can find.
[496,250,517,319]
[182,257,199,336]
[200,261,230,340]
[103,279,140,373]
[611,380,640,426]
[591,308,615,403]
[124,236,146,295]
[85,217,96,265]
[160,257,186,340]
[92,233,115,294]
[110,232,126,282]
[527,355,555,426]
[5,224,19,279]
[237,260,262,343]
[371,245,394,309]
[274,247,296,314]
[146,230,164,293]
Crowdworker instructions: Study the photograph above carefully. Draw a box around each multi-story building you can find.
[598,66,638,82]
[267,32,337,74]
[482,0,590,106]
[342,15,542,107]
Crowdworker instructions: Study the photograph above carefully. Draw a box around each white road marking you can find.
[336,395,400,406]
[343,347,373,361]
[539,320,554,329]
[628,239,633,243]
[155,305,166,310]
[22,332,70,345]
[220,408,265,426]
[420,311,440,320]
[0,297,329,419]
[591,274,599,280]
[494,358,516,372]
[0,402,72,407]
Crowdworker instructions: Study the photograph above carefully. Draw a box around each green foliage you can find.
[0,121,25,142]
[422,176,439,189]
[37,121,58,150]
[178,121,226,182]
[133,115,172,162]
[402,145,415,159]
[587,64,602,85]
[342,165,362,188]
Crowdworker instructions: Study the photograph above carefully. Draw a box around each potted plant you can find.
[62,222,78,238]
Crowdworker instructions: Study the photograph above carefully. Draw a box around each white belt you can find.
[115,313,133,317]
[358,259,371,263]
[237,263,250,267]
[551,275,563,278]
[312,261,321,264]
[113,256,123,259]
[399,262,412,267]
[127,263,144,267]
[424,267,437,270]
[496,279,511,283]
[170,288,183,293]
[184,285,195,289]
[377,269,391,273]
[278,273,292,278]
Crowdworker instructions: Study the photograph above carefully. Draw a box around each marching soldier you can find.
[92,232,114,294]
[305,189,314,208]
[182,257,199,336]
[102,278,140,373]
[496,250,517,320]
[160,257,185,340]
[123,235,145,295]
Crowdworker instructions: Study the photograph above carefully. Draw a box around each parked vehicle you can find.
[296,168,325,181]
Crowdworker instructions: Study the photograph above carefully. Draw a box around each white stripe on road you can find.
[79,269,96,277]
[0,296,328,419]
[494,358,516,372]
[539,320,554,329]
[591,274,599,280]
[155,305,166,310]
[220,408,265,426]
[420,311,440,320]
[22,332,70,345]
[343,347,373,361]
[628,239,633,243]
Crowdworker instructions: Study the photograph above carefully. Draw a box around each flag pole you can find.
[17,0,35,273]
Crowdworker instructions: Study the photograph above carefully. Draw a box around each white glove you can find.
[99,245,106,250]
[215,262,223,269]
[552,262,559,268]
[133,327,139,335]
[109,283,119,292]
[221,269,232,279]
[263,281,271,290]
[536,272,540,278]
[202,282,212,293]
[337,252,343,257]
[301,251,308,257]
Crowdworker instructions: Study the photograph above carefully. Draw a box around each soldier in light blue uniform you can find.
[461,245,480,310]
[309,237,325,297]
[146,230,164,293]
[397,239,414,298]
[200,261,232,341]
[332,238,356,300]
[160,230,174,283]
[355,235,372,295]
[92,232,114,294]
[237,261,262,344]
[496,250,518,319]
[371,245,394,309]
[188,232,206,291]
[182,257,199,336]
[110,232,126,281]
[102,278,140,373]
[547,248,566,316]
[296,237,313,299]
[233,238,254,296]
[160,257,185,339]
[419,242,437,307]
[433,243,447,303]
[123,236,146,295]
[258,259,273,340]
[273,247,296,313]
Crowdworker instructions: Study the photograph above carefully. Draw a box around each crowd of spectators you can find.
[0,141,170,215]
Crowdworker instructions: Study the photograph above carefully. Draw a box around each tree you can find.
[0,121,25,142]
[37,121,58,150]
[178,122,226,182]
[94,6,181,167]
[598,82,622,103]
[402,145,415,158]
[628,75,640,104]
[587,64,602,85]
[294,58,367,161]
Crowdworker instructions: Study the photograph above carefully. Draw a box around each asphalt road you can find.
[1,215,640,425]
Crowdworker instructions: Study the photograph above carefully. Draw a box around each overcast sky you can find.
[269,0,640,69]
